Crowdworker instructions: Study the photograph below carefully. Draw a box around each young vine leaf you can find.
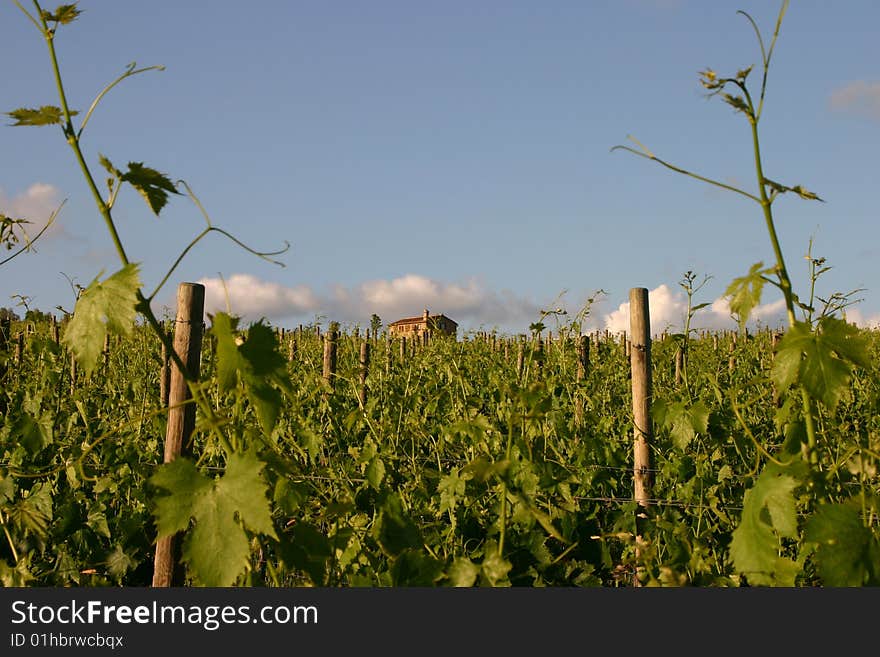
[804,503,880,586]
[212,314,288,434]
[40,4,83,25]
[62,264,140,376]
[149,451,277,587]
[6,106,76,127]
[729,467,800,586]
[771,317,869,411]
[724,262,774,332]
[119,162,180,215]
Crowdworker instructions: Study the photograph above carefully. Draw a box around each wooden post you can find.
[399,336,406,364]
[516,339,524,380]
[576,334,590,381]
[0,319,9,413]
[629,288,653,586]
[323,321,339,390]
[159,339,171,408]
[674,346,684,387]
[15,331,23,368]
[534,335,544,378]
[288,334,297,362]
[152,282,205,587]
[359,339,370,407]
[102,332,111,369]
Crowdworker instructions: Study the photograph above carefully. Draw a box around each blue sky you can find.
[2,0,878,336]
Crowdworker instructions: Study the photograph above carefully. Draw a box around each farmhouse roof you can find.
[388,313,457,327]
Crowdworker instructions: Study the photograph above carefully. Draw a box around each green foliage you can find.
[804,503,880,586]
[149,451,277,586]
[730,466,800,586]
[62,264,140,376]
[772,317,870,411]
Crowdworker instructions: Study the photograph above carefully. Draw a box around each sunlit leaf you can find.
[804,503,878,586]
[6,106,76,127]
[724,262,773,332]
[62,264,140,376]
[121,162,179,215]
[40,4,83,24]
[730,466,800,586]
[150,451,277,586]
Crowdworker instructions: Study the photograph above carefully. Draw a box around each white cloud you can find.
[829,80,880,120]
[842,307,880,329]
[601,284,787,336]
[0,183,65,241]
[196,272,540,331]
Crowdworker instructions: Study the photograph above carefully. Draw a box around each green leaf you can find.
[150,451,277,586]
[481,549,512,587]
[7,106,76,127]
[210,312,243,392]
[12,413,51,456]
[210,316,287,433]
[98,153,122,178]
[438,470,466,515]
[121,162,179,215]
[446,557,480,587]
[771,317,869,411]
[41,4,83,24]
[278,522,332,585]
[366,456,385,491]
[106,544,136,580]
[724,263,772,331]
[391,549,444,586]
[804,503,877,586]
[373,493,422,558]
[8,483,53,540]
[62,264,140,377]
[730,467,800,586]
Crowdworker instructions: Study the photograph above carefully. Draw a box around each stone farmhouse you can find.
[387,309,458,339]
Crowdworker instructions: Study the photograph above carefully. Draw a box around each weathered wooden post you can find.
[15,331,23,368]
[674,346,684,387]
[323,321,339,390]
[359,339,370,407]
[399,336,406,364]
[629,287,653,586]
[516,339,524,380]
[534,335,544,378]
[576,334,590,381]
[160,340,171,408]
[0,318,9,413]
[152,282,205,587]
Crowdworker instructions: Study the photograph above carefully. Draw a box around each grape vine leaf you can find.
[62,264,140,377]
[150,451,278,587]
[446,557,480,587]
[771,317,869,411]
[804,503,879,586]
[724,262,773,332]
[6,106,76,127]
[211,314,289,433]
[372,493,423,558]
[729,466,800,586]
[40,4,83,24]
[120,162,180,215]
